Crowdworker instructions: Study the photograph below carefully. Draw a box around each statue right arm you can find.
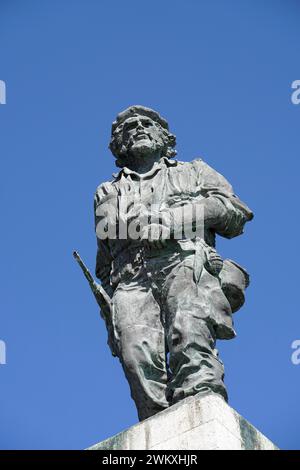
[94,184,114,297]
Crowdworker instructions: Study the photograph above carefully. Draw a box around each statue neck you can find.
[124,152,163,174]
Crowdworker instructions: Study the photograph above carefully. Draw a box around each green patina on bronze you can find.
[77,105,254,422]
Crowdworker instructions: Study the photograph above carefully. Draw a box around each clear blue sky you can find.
[1,0,300,450]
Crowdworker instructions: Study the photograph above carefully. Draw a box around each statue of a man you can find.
[94,106,253,421]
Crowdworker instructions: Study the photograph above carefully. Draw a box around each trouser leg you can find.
[113,281,168,420]
[164,257,228,404]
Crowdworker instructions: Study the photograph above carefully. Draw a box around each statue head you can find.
[109,105,177,168]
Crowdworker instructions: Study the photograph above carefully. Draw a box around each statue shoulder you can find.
[172,158,203,172]
[94,180,117,206]
[174,158,214,182]
[189,158,234,193]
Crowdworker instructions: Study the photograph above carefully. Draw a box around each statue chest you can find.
[113,164,204,215]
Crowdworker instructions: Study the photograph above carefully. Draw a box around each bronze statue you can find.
[88,106,253,421]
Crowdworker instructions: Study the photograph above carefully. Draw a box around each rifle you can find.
[73,251,117,356]
[73,251,112,313]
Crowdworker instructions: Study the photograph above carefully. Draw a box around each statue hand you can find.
[204,246,223,275]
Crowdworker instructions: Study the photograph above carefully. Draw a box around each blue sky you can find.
[0,0,300,450]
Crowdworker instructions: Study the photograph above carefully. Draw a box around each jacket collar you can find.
[112,156,178,180]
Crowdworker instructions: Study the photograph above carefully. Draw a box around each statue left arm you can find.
[162,159,253,239]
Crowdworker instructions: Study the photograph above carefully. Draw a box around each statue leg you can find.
[113,280,168,421]
[163,256,228,405]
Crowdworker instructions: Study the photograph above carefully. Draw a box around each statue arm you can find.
[94,187,113,297]
[199,160,253,238]
[202,190,253,238]
[95,238,113,296]
[162,160,253,239]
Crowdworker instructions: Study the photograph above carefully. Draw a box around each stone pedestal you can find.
[88,394,278,450]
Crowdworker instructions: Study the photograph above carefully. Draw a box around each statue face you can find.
[121,115,166,159]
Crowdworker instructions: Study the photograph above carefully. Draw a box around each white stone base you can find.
[88,394,278,450]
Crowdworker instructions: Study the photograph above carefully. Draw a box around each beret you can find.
[111,105,169,134]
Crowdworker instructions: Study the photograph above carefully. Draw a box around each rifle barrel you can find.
[73,251,94,283]
[73,250,112,311]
